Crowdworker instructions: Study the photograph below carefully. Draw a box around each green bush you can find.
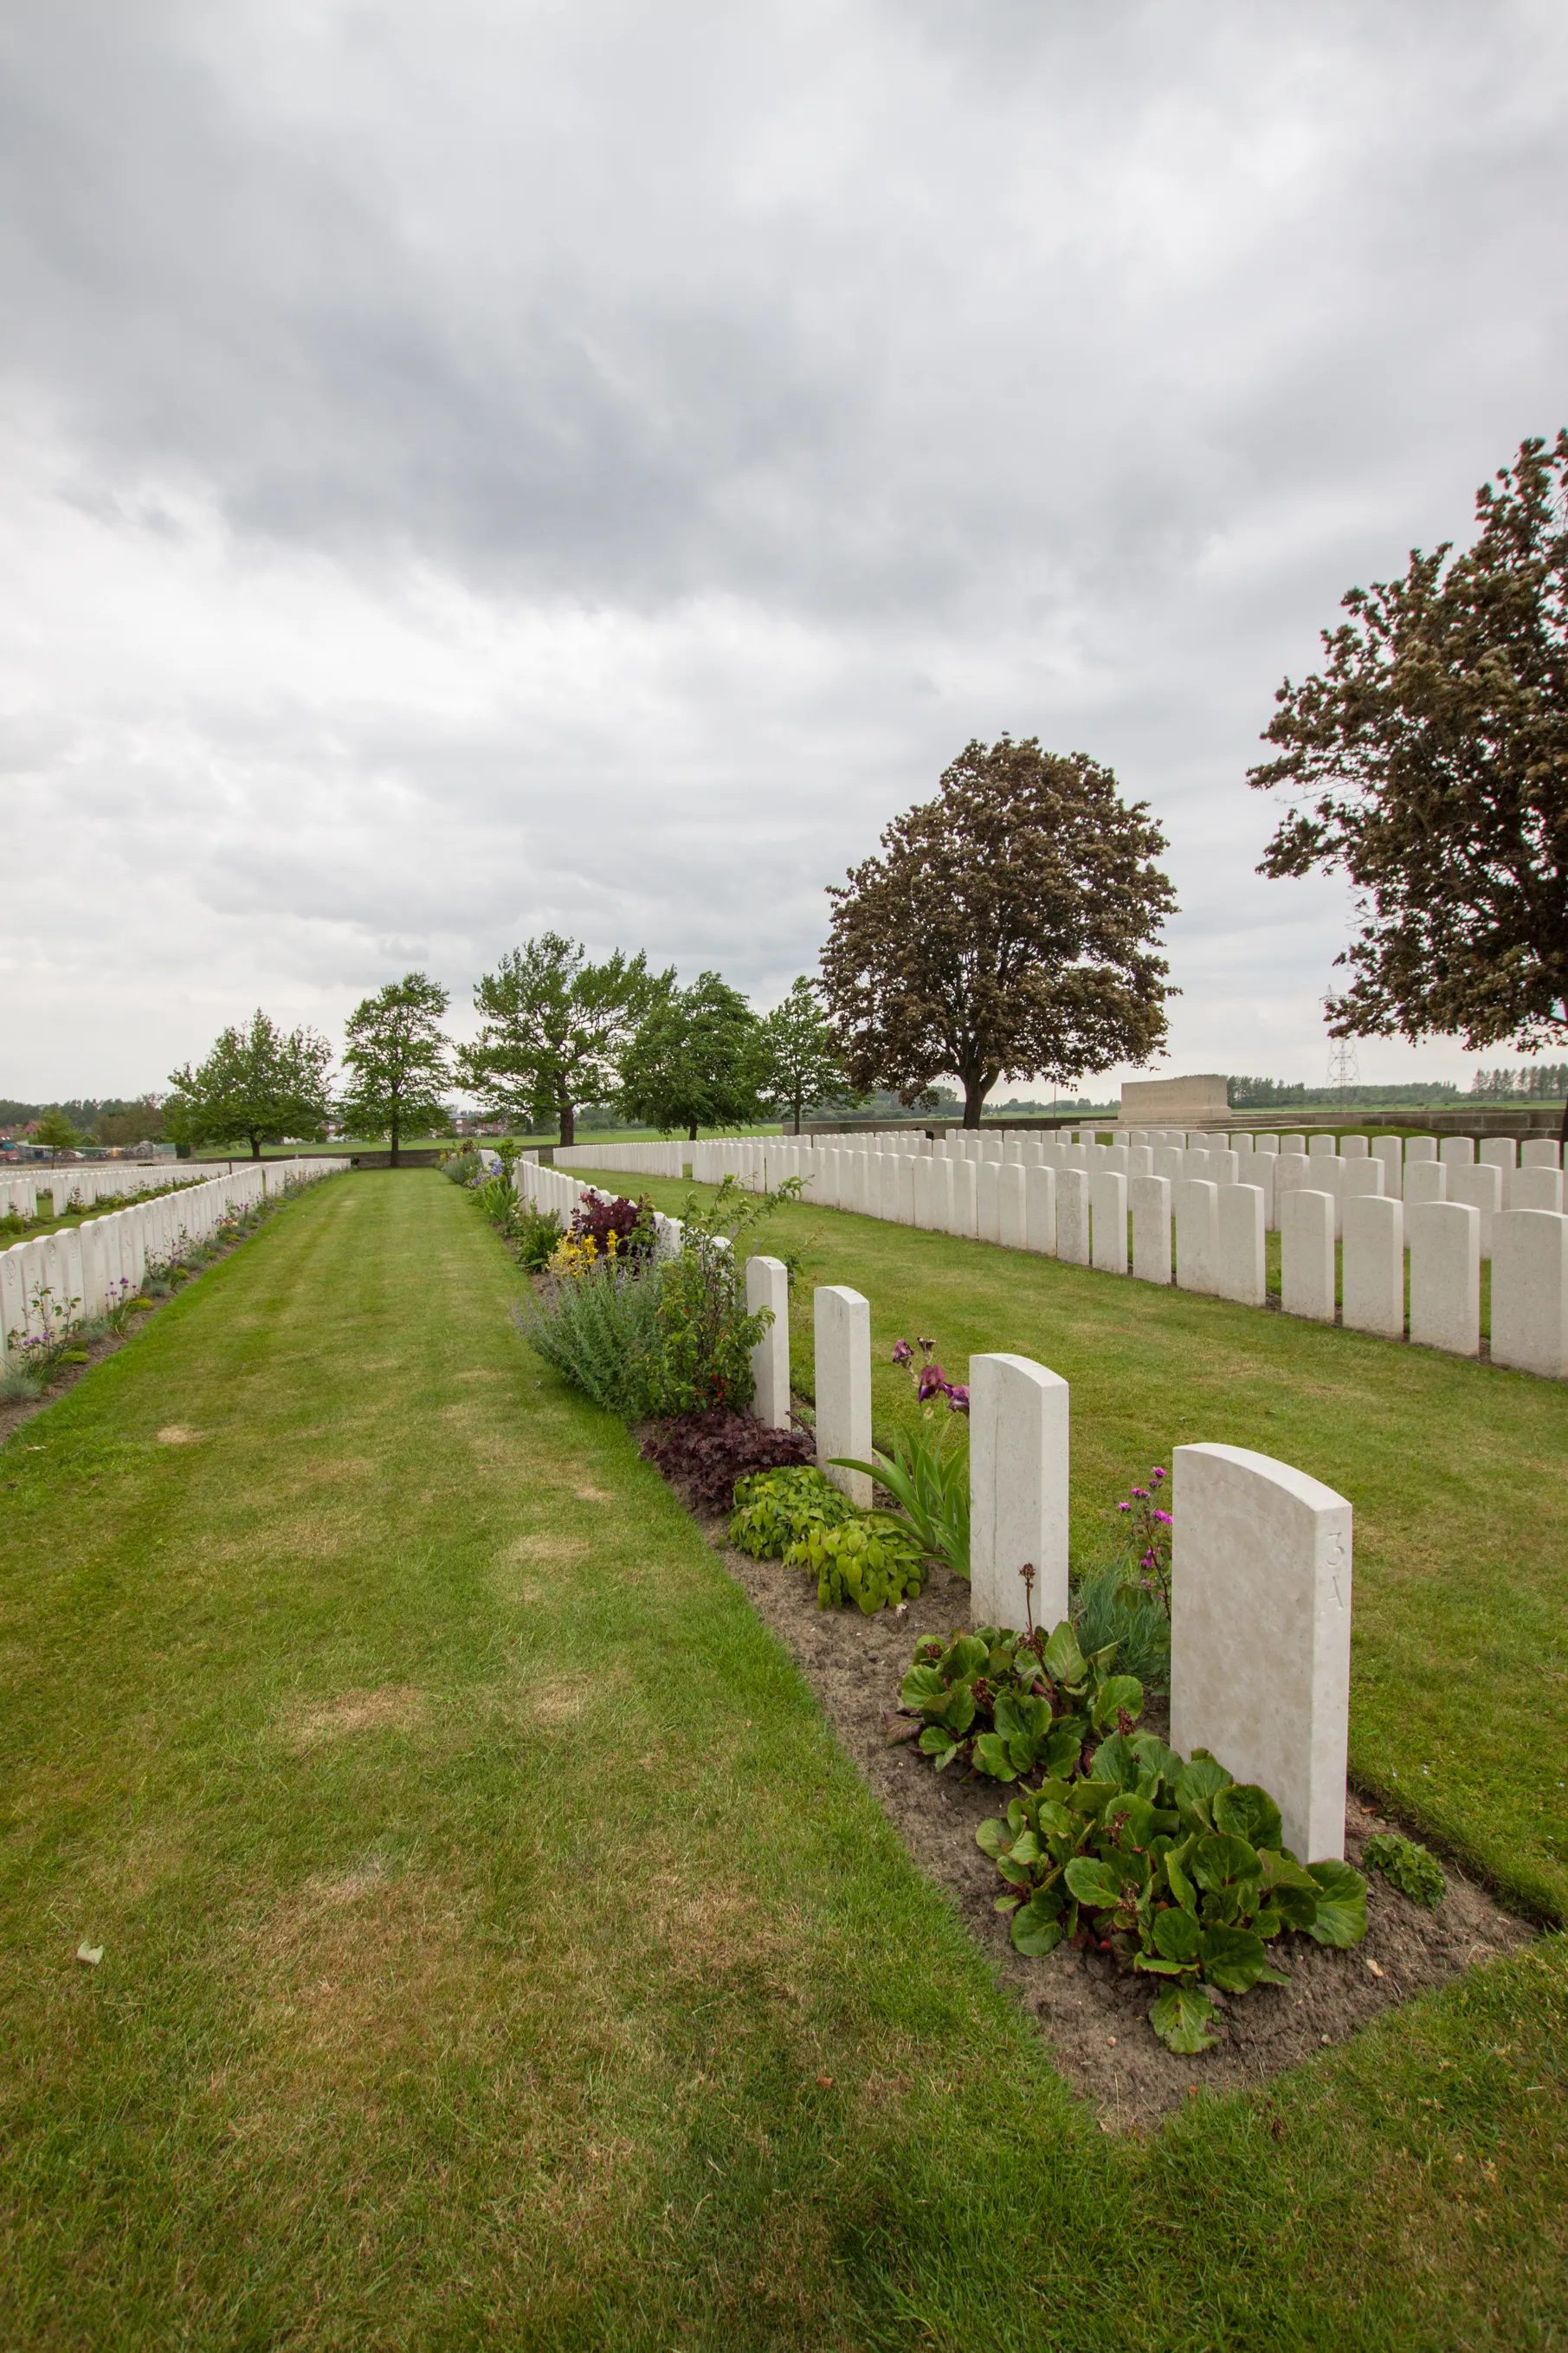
[646,1235,768,1416]
[787,1514,929,1613]
[1073,1566,1171,1691]
[1364,1832,1447,1908]
[444,1147,482,1187]
[513,1258,665,1419]
[728,1465,860,1557]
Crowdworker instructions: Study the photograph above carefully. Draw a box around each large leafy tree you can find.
[165,1010,333,1161]
[1250,431,1568,1140]
[759,976,855,1133]
[455,934,667,1147]
[619,971,769,1141]
[339,973,451,1165]
[820,737,1176,1126]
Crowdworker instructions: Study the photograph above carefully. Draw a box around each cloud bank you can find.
[3,0,1565,1098]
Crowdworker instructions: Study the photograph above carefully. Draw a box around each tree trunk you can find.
[1559,1095,1567,1150]
[688,1119,700,1141]
[559,1102,576,1147]
[390,1109,401,1168]
[249,1134,262,1161]
[962,1076,988,1128]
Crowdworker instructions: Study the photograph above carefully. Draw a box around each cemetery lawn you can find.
[0,1176,1561,2350]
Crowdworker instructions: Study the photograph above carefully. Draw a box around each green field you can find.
[1,1171,1564,2347]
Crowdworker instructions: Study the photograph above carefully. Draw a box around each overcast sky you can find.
[3,0,1565,1105]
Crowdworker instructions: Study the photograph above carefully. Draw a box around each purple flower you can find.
[1152,1509,1172,1525]
[1150,1466,1166,1481]
[1131,1487,1148,1500]
[891,1339,914,1365]
[1117,1501,1131,1513]
[917,1362,948,1400]
[945,1383,970,1414]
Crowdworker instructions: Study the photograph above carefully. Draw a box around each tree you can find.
[820,737,1177,1126]
[454,934,668,1147]
[35,1107,87,1151]
[1250,430,1568,1142]
[339,973,451,1165]
[619,972,769,1140]
[94,1096,165,1148]
[165,1010,333,1160]
[758,976,855,1133]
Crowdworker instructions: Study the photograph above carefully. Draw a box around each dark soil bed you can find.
[663,1451,1535,2131]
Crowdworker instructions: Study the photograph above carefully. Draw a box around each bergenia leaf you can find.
[1305,1859,1369,1948]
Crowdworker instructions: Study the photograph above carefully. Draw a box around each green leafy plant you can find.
[787,1513,929,1613]
[513,1257,666,1419]
[899,1618,1138,1778]
[978,1722,1366,2052]
[513,1204,565,1271]
[1364,1833,1447,1908]
[728,1464,861,1558]
[445,1147,483,1187]
[1073,1565,1171,1691]
[832,1335,971,1575]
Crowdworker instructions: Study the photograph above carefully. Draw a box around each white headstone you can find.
[1130,1173,1172,1283]
[1490,1209,1568,1380]
[1055,1167,1089,1265]
[1402,1159,1447,1209]
[1307,1134,1336,1156]
[1404,1135,1438,1163]
[1341,1193,1403,1339]
[1340,1134,1369,1160]
[814,1286,872,1505]
[977,1157,1002,1244]
[1371,1136,1403,1196]
[1171,1443,1352,1863]
[1513,1165,1565,1214]
[1173,1178,1218,1294]
[950,1156,979,1238]
[1216,1183,1266,1307]
[1090,1170,1128,1273]
[1521,1139,1562,1171]
[969,1353,1069,1634]
[746,1256,790,1429]
[1439,1136,1475,1167]
[1408,1200,1480,1357]
[1281,1187,1335,1322]
[1446,1162,1500,1257]
[997,1162,1027,1251]
[1023,1164,1056,1256]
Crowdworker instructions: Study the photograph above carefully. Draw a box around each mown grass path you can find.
[2,1172,1564,2350]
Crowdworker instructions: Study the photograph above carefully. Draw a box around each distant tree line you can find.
[1469,1065,1568,1100]
[1227,1077,1462,1109]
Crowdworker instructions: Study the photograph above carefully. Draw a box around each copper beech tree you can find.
[1251,431,1568,1141]
[820,738,1176,1128]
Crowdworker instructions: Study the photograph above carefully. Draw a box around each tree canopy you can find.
[758,976,854,1133]
[165,1010,333,1161]
[618,972,768,1140]
[1251,430,1568,1135]
[455,934,666,1147]
[339,973,451,1163]
[820,737,1176,1126]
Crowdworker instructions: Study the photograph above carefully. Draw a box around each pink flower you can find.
[891,1339,913,1365]
[1152,1509,1172,1526]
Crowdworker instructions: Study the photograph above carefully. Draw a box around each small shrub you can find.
[1363,1833,1447,1908]
[1073,1566,1171,1691]
[571,1193,655,1267]
[729,1464,860,1557]
[900,1619,1139,1778]
[642,1409,814,1513]
[444,1147,482,1187]
[513,1205,564,1271]
[0,1363,44,1405]
[513,1257,665,1419]
[833,1335,971,1575]
[789,1513,928,1613]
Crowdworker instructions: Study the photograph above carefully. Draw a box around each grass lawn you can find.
[0,1171,1563,2349]
[584,1171,1568,1925]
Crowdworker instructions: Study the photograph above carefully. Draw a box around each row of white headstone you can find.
[553,1140,686,1177]
[739,1253,1351,1866]
[0,1159,349,1361]
[2,1160,255,1223]
[713,1136,1568,1380]
[513,1158,687,1257]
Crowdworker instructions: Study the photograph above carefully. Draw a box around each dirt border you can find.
[655,1450,1534,2131]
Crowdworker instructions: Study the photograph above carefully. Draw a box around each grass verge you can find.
[0,1170,1563,2349]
